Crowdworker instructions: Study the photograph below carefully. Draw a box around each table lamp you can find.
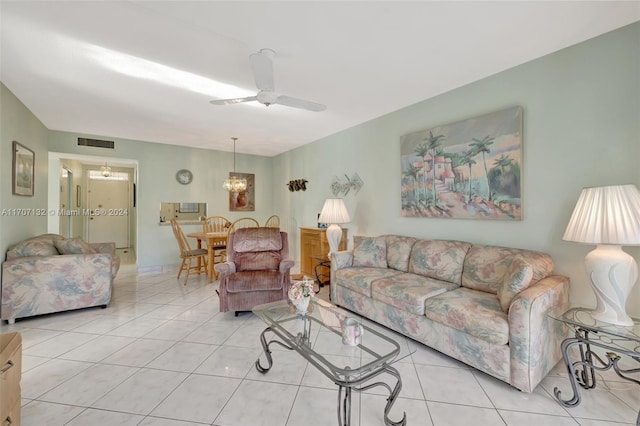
[563,184,640,326]
[319,198,350,257]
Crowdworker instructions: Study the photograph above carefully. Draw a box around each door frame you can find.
[47,152,139,255]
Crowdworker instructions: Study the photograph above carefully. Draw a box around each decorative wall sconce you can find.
[331,173,364,196]
[287,179,308,192]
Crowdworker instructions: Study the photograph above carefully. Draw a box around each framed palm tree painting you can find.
[400,106,523,220]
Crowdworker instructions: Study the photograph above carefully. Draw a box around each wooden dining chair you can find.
[202,215,231,269]
[170,219,208,285]
[264,214,280,228]
[227,217,260,242]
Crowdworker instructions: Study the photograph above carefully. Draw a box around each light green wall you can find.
[46,131,275,269]
[274,22,640,316]
[1,22,638,314]
[1,84,49,253]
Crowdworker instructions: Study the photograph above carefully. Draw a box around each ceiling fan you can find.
[210,48,326,112]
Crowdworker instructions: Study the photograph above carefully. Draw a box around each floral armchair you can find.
[214,227,293,315]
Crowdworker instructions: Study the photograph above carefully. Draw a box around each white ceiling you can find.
[2,1,638,157]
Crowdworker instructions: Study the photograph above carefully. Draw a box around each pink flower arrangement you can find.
[288,279,315,302]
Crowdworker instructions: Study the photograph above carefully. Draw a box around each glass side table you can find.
[549,308,639,425]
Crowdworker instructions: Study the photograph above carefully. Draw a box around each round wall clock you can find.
[176,169,193,185]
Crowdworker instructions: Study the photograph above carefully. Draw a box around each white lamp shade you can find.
[563,184,640,245]
[319,198,350,224]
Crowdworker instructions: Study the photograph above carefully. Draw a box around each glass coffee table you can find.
[253,298,408,426]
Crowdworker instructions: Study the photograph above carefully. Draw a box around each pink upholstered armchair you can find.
[214,227,294,314]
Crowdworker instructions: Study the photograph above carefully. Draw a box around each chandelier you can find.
[222,137,247,193]
[100,162,111,177]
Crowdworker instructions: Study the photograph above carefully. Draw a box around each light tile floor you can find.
[1,254,638,426]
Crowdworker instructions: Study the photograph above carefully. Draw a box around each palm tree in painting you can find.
[470,136,495,201]
[403,163,422,206]
[460,149,477,203]
[414,143,430,203]
[493,154,513,176]
[424,131,445,204]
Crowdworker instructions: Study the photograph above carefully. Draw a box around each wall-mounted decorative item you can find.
[76,185,81,207]
[287,179,308,192]
[400,106,523,220]
[176,169,193,185]
[330,173,364,197]
[12,141,34,196]
[229,172,255,211]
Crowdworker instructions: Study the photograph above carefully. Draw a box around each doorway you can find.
[47,152,138,263]
[87,169,130,248]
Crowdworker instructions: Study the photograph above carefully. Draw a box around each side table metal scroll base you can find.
[550,308,640,426]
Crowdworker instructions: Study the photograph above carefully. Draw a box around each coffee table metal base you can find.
[255,326,407,426]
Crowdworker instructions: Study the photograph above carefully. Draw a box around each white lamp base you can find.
[585,245,637,326]
[325,224,343,258]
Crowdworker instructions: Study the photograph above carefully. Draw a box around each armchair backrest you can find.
[227,227,289,272]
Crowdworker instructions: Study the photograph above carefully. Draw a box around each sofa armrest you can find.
[1,254,114,321]
[508,274,570,392]
[331,250,353,271]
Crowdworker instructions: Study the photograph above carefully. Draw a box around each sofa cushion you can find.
[384,235,417,272]
[408,240,471,285]
[335,267,402,297]
[353,236,387,268]
[54,238,96,255]
[424,287,509,345]
[497,256,534,312]
[461,245,555,294]
[372,273,459,315]
[5,234,65,259]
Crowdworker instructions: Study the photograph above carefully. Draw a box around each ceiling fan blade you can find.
[250,50,275,92]
[209,96,258,106]
[276,95,326,112]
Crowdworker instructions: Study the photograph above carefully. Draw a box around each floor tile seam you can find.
[97,338,182,368]
[494,406,575,418]
[609,390,640,415]
[137,369,198,422]
[48,362,142,406]
[405,358,436,425]
[25,332,105,359]
[470,369,502,411]
[23,358,97,400]
[138,414,211,426]
[210,368,253,426]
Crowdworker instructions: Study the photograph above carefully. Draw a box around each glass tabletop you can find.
[253,298,405,383]
[549,307,640,343]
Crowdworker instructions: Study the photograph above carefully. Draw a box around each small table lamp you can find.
[563,184,640,326]
[319,198,350,257]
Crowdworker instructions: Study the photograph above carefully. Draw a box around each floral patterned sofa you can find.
[330,235,570,393]
[1,234,120,324]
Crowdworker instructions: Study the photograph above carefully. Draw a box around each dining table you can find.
[186,231,227,282]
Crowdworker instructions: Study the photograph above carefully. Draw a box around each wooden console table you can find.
[299,227,347,285]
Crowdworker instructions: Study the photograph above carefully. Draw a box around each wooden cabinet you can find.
[1,332,22,426]
[299,227,347,278]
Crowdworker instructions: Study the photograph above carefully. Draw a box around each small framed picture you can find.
[317,213,327,229]
[12,141,34,196]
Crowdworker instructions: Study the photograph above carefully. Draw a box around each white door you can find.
[87,177,129,247]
